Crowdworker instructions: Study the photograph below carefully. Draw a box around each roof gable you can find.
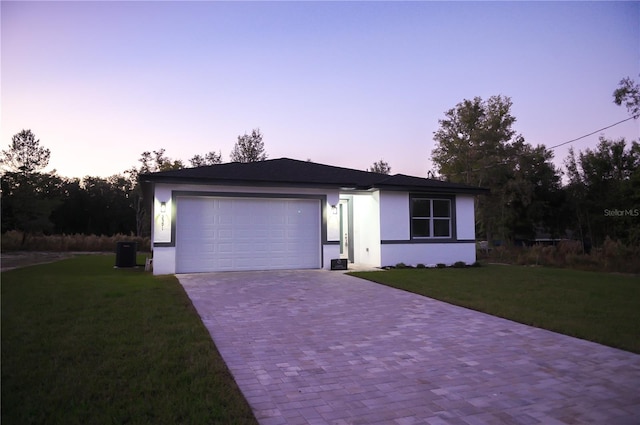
[139,158,487,194]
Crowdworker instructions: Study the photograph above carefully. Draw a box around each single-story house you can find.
[139,158,487,274]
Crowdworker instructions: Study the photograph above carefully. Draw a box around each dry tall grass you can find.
[478,238,640,274]
[1,231,151,252]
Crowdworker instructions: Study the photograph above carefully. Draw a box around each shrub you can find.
[479,238,640,274]
[557,239,582,256]
[516,244,559,267]
[596,237,640,273]
[478,244,520,263]
[436,263,447,268]
[565,253,599,271]
[416,263,426,269]
[453,261,466,268]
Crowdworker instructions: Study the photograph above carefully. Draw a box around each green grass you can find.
[350,265,640,354]
[1,255,257,425]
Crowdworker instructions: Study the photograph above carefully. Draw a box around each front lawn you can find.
[1,255,257,425]
[350,265,640,354]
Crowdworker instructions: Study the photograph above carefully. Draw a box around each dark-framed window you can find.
[411,197,452,239]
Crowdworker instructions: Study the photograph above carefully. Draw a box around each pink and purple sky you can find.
[2,1,638,179]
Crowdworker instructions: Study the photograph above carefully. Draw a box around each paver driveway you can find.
[178,270,640,425]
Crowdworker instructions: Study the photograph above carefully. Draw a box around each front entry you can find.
[339,198,354,263]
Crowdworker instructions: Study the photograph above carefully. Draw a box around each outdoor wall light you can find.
[331,205,338,215]
[160,202,168,231]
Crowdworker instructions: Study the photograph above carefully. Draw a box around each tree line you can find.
[0,129,271,241]
[0,127,389,241]
[430,77,639,248]
[1,77,638,250]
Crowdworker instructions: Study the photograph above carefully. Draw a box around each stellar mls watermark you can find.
[603,208,639,217]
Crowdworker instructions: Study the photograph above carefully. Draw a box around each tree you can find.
[432,96,516,186]
[613,76,640,119]
[80,175,136,235]
[1,171,63,240]
[189,151,222,167]
[136,149,184,174]
[564,137,640,246]
[431,95,515,242]
[505,139,564,240]
[0,130,59,243]
[431,95,562,243]
[126,149,186,236]
[48,177,87,235]
[368,159,391,174]
[1,129,51,174]
[230,129,267,163]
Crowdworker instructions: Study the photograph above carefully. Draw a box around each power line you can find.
[433,115,637,178]
[547,116,636,150]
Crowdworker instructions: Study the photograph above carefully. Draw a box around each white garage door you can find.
[175,197,321,273]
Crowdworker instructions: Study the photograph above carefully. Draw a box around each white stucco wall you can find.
[152,185,173,243]
[151,246,176,275]
[326,200,341,242]
[455,195,476,240]
[379,191,409,240]
[380,243,476,267]
[323,244,340,269]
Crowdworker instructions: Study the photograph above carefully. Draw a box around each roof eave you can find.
[373,184,489,195]
[139,174,489,195]
[138,175,367,190]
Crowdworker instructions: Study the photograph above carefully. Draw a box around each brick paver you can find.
[178,270,640,425]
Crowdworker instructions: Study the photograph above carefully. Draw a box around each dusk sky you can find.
[2,1,638,179]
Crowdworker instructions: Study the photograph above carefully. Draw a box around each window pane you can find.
[433,219,450,237]
[412,199,430,217]
[412,219,430,237]
[433,200,450,218]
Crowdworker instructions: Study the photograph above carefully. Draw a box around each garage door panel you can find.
[218,243,233,253]
[217,258,233,269]
[218,216,233,225]
[254,243,269,252]
[176,197,321,273]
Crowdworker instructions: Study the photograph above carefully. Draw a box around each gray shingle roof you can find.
[139,158,487,194]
